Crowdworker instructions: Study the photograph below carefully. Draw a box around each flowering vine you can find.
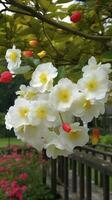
[4,46,112,159]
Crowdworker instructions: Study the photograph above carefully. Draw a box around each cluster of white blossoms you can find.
[5,46,112,159]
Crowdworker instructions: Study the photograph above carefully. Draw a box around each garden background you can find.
[0,0,112,199]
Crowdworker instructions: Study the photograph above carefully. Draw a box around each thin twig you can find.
[42,22,61,56]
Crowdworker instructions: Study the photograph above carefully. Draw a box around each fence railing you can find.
[43,146,112,200]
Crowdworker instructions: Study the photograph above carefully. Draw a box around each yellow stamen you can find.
[58,89,71,102]
[86,79,98,91]
[83,100,92,109]
[10,52,17,62]
[19,107,29,118]
[68,131,80,140]
[26,91,36,100]
[39,72,48,84]
[36,106,47,119]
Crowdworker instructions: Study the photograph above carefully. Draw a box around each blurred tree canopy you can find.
[0,0,112,78]
[0,0,112,113]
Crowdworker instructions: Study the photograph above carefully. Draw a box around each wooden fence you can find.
[43,145,112,200]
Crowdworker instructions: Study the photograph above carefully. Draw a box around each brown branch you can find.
[1,0,112,41]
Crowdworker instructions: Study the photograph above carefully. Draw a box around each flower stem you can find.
[59,112,64,123]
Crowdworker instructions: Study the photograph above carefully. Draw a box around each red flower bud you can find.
[23,50,33,57]
[0,71,13,83]
[70,11,81,23]
[29,39,39,47]
[62,123,72,133]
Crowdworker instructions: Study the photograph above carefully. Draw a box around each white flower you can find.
[45,135,72,159]
[60,122,89,151]
[49,78,79,112]
[77,70,109,100]
[29,100,57,126]
[82,56,112,76]
[14,125,51,151]
[5,45,21,73]
[71,92,105,122]
[30,62,58,92]
[5,98,30,129]
[16,84,39,101]
[5,112,13,130]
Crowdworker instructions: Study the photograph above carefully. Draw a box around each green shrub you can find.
[0,146,56,200]
[100,135,112,145]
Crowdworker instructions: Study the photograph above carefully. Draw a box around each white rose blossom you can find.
[49,78,79,112]
[14,125,52,151]
[16,84,40,101]
[45,135,72,159]
[59,123,89,151]
[28,100,57,126]
[71,92,105,123]
[82,56,112,77]
[5,45,21,73]
[30,62,58,92]
[5,98,31,129]
[77,70,110,100]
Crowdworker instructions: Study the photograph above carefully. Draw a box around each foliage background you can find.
[0,0,112,134]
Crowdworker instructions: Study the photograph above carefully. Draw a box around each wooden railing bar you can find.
[100,173,103,187]
[58,156,64,182]
[77,146,112,158]
[51,159,57,196]
[72,160,77,193]
[103,175,109,200]
[86,166,92,200]
[91,144,112,149]
[64,157,69,200]
[69,152,112,176]
[79,163,85,200]
[94,169,98,185]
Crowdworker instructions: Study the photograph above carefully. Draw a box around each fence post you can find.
[72,159,77,193]
[51,159,57,196]
[64,157,69,200]
[103,174,109,200]
[58,156,64,182]
[86,166,92,200]
[79,163,85,200]
[94,170,98,185]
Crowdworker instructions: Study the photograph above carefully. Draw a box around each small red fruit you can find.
[29,39,39,47]
[0,71,13,83]
[62,123,72,133]
[70,11,81,23]
[23,50,33,57]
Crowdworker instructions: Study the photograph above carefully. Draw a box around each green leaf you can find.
[102,51,112,60]
[14,65,31,74]
[33,59,40,66]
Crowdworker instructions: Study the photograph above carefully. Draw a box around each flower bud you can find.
[23,50,33,57]
[70,11,81,23]
[62,123,72,133]
[37,51,46,58]
[0,71,13,83]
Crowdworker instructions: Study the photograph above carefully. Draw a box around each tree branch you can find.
[1,0,112,41]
